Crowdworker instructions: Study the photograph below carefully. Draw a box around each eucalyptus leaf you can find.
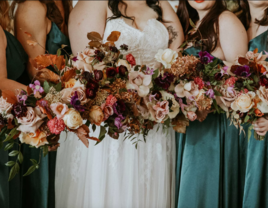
[247,125,253,141]
[189,19,196,28]
[30,159,38,165]
[43,81,50,94]
[57,48,62,57]
[244,115,250,123]
[9,165,18,181]
[54,82,62,92]
[9,150,19,157]
[3,128,19,143]
[85,120,90,127]
[23,165,36,177]
[18,152,23,164]
[43,146,48,157]
[152,68,160,80]
[4,142,14,151]
[5,161,15,167]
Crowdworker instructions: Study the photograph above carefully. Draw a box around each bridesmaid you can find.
[238,1,268,207]
[175,1,248,208]
[11,1,72,208]
[0,0,30,208]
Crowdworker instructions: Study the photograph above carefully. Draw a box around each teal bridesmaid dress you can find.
[175,47,247,208]
[240,30,268,208]
[21,22,71,208]
[0,30,30,208]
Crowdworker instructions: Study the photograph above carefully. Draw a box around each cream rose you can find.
[160,91,180,119]
[73,48,95,72]
[61,81,87,105]
[0,97,13,114]
[257,86,268,113]
[63,109,83,129]
[88,106,104,126]
[231,92,256,113]
[155,48,178,68]
[215,86,238,112]
[19,130,48,148]
[175,81,199,98]
[17,107,46,133]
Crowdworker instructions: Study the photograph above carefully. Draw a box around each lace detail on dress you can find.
[70,145,81,182]
[103,18,169,68]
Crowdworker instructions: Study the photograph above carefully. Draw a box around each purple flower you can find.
[144,67,155,75]
[71,91,85,112]
[114,114,124,129]
[72,56,78,62]
[206,89,215,99]
[214,73,223,81]
[154,72,174,90]
[17,90,28,105]
[221,66,228,76]
[198,51,214,64]
[29,80,44,95]
[234,65,251,77]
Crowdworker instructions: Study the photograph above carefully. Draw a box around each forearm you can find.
[0,78,27,92]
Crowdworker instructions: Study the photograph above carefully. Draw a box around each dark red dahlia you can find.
[118,65,128,77]
[94,50,105,62]
[12,103,27,118]
[106,67,118,78]
[94,70,103,81]
[260,77,268,88]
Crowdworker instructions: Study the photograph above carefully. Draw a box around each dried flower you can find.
[170,55,199,77]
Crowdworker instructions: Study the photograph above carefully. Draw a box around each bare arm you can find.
[68,1,107,55]
[160,1,184,51]
[14,1,48,79]
[219,11,248,62]
[0,27,26,92]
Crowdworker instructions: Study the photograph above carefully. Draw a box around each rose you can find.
[86,79,99,91]
[118,65,128,77]
[175,81,199,98]
[231,92,256,113]
[106,95,117,106]
[153,101,169,122]
[86,89,96,99]
[47,117,66,135]
[63,108,83,129]
[215,86,238,111]
[19,130,48,148]
[257,86,268,113]
[50,102,69,119]
[94,70,103,81]
[103,105,114,121]
[126,71,152,97]
[0,97,12,114]
[73,48,95,72]
[159,91,180,119]
[126,54,136,66]
[61,81,87,105]
[225,77,237,87]
[65,78,77,88]
[88,106,104,126]
[187,112,197,121]
[260,77,268,88]
[106,67,118,78]
[155,48,178,68]
[17,107,46,133]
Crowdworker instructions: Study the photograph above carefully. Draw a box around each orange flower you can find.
[65,78,76,88]
[257,64,266,73]
[255,109,264,117]
[253,96,262,108]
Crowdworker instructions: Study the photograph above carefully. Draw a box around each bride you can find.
[55,1,183,208]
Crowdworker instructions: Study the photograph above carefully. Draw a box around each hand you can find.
[253,117,268,136]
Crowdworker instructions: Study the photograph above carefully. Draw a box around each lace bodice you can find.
[103,18,169,68]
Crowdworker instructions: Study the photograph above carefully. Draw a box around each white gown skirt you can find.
[55,124,176,208]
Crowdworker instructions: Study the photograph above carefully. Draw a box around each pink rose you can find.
[50,102,69,119]
[61,81,87,105]
[17,107,46,133]
[215,86,238,112]
[103,105,114,121]
[175,81,199,98]
[187,111,197,121]
[47,117,66,135]
[153,101,169,122]
[106,95,117,106]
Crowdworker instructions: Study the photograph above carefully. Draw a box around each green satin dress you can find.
[0,30,30,208]
[175,47,247,208]
[20,22,71,208]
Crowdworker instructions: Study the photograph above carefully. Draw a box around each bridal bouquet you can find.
[220,49,268,140]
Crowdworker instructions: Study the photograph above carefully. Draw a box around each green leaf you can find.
[43,146,48,157]
[92,124,96,132]
[9,150,19,157]
[57,48,62,57]
[95,126,107,145]
[4,142,14,151]
[9,164,19,181]
[85,120,90,127]
[54,82,62,92]
[3,128,19,143]
[30,159,38,165]
[247,125,253,141]
[43,81,50,94]
[134,65,140,71]
[213,90,222,97]
[179,41,188,49]
[119,54,123,59]
[244,115,250,123]
[0,126,7,137]
[5,161,15,167]
[18,152,23,164]
[189,18,196,28]
[23,165,36,177]
[152,68,160,80]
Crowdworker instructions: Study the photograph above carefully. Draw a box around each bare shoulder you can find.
[71,0,107,17]
[0,26,7,51]
[16,1,46,19]
[218,10,243,28]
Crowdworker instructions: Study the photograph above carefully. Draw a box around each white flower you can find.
[231,92,255,113]
[155,48,178,68]
[63,109,83,129]
[0,97,13,114]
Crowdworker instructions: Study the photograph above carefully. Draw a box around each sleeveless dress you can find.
[0,30,30,208]
[175,47,248,208]
[20,22,71,208]
[55,18,176,208]
[239,30,268,208]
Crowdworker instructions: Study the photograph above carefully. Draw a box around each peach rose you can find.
[63,109,83,129]
[65,78,77,88]
[61,81,87,105]
[175,81,199,98]
[231,92,256,113]
[160,91,180,119]
[0,97,13,114]
[73,48,95,72]
[17,107,46,133]
[187,111,197,121]
[215,86,238,112]
[153,101,169,122]
[19,129,48,148]
[50,102,69,119]
[88,106,104,126]
[257,86,268,113]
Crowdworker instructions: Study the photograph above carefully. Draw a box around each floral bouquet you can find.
[220,49,268,140]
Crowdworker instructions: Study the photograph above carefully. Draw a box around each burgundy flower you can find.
[110,46,119,53]
[94,70,103,81]
[114,114,124,129]
[234,65,251,77]
[114,100,126,115]
[214,73,223,81]
[86,89,96,99]
[154,72,174,90]
[94,50,105,62]
[198,51,214,64]
[106,67,118,78]
[118,65,128,77]
[86,79,99,90]
[12,103,27,118]
[71,91,85,112]
[260,77,268,88]
[120,44,128,51]
[83,71,94,82]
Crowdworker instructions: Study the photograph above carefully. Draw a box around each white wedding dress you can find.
[55,18,176,208]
